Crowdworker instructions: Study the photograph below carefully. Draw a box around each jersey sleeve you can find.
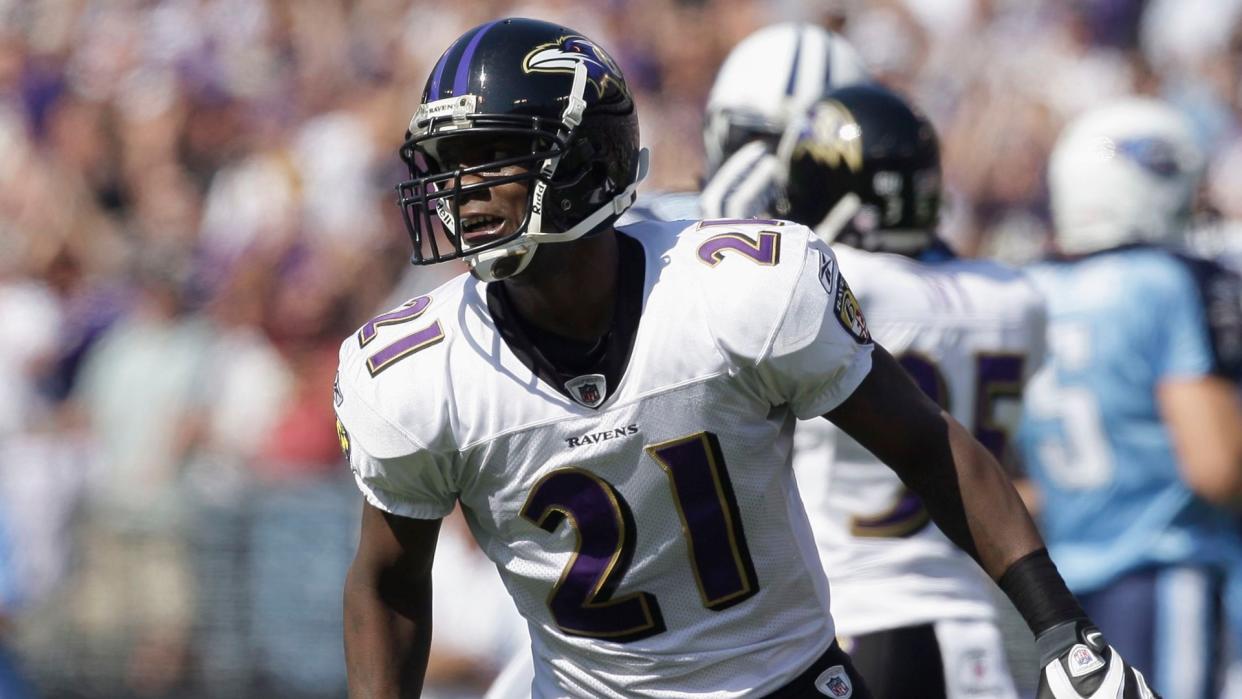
[1153,256,1242,382]
[334,349,457,520]
[754,238,875,418]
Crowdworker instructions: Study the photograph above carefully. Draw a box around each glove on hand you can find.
[1035,620,1158,699]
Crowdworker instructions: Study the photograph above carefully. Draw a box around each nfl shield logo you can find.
[579,383,600,404]
[565,374,607,409]
[1067,644,1104,677]
[815,665,853,698]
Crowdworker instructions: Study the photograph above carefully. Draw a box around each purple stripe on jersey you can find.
[866,490,925,528]
[850,488,931,538]
[452,20,500,97]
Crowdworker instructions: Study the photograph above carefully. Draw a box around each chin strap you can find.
[469,61,650,282]
[468,148,649,282]
[526,62,589,239]
[813,192,861,243]
[468,63,589,283]
[526,147,649,244]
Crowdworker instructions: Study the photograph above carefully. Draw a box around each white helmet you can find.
[1049,98,1205,255]
[703,22,868,179]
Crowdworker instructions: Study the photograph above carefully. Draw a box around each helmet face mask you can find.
[396,19,646,283]
[398,116,565,266]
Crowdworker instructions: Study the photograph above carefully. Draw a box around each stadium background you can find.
[0,0,1240,697]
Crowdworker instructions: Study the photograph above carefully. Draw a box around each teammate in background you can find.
[622,21,868,224]
[773,84,1041,698]
[1017,98,1242,699]
[337,18,1158,698]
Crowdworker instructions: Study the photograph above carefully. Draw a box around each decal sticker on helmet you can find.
[796,100,864,173]
[523,35,626,99]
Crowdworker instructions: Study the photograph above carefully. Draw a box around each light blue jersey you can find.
[1018,246,1242,594]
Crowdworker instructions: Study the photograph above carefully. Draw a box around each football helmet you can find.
[703,22,867,180]
[397,18,649,282]
[1049,98,1204,255]
[775,83,941,254]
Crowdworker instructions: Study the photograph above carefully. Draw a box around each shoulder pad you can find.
[672,219,819,364]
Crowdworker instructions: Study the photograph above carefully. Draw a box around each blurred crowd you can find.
[2,0,1242,697]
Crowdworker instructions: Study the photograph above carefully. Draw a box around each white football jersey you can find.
[793,243,1046,637]
[335,219,875,698]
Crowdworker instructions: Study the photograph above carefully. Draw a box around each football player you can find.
[621,21,868,225]
[772,84,1039,698]
[337,18,1158,698]
[1017,98,1242,699]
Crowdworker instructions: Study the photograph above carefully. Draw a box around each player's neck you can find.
[500,230,619,343]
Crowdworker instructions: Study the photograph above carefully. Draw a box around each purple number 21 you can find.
[358,296,445,376]
[520,432,758,642]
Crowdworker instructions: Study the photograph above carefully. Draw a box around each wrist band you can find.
[996,548,1087,637]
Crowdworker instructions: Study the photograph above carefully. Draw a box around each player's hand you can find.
[1035,620,1158,698]
[700,141,781,220]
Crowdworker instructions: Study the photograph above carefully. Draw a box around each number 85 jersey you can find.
[334,219,874,698]
[793,244,1047,637]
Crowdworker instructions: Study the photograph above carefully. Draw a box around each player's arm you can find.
[344,501,441,699]
[1158,257,1242,506]
[827,347,1157,698]
[825,345,1042,577]
[751,238,1152,695]
[1160,376,1242,505]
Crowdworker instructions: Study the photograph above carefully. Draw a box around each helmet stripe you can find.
[452,20,500,97]
[428,39,456,99]
[784,26,804,96]
[820,32,834,93]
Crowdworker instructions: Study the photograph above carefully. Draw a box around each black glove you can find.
[1035,620,1158,699]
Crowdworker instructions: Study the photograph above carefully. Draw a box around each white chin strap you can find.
[813,192,861,243]
[467,62,651,283]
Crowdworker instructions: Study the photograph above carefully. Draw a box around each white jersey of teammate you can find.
[335,219,875,698]
[793,243,1046,637]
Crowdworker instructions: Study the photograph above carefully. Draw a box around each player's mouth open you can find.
[461,214,507,245]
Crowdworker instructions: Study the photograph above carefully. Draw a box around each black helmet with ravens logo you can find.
[776,83,941,255]
[397,17,648,281]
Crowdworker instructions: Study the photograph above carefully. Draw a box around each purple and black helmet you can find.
[396,18,646,281]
